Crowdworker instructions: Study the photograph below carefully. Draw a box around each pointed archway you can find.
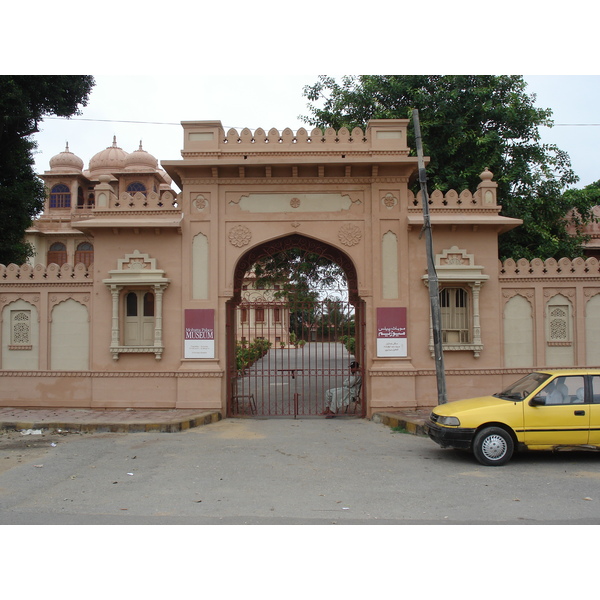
[226,234,365,418]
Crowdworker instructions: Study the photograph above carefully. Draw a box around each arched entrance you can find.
[226,234,365,418]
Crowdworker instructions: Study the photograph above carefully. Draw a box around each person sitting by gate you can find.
[322,362,362,418]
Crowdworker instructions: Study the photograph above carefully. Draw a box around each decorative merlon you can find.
[499,256,600,278]
[0,262,92,282]
[178,119,410,154]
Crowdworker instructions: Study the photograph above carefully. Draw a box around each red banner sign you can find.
[184,309,215,358]
[376,307,407,357]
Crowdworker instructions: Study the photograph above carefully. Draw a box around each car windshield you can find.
[493,372,552,401]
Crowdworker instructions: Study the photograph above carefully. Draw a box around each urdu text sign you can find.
[377,307,407,357]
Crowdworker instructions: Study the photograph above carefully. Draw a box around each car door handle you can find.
[574,410,586,416]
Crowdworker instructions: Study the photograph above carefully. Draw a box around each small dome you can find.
[124,141,158,171]
[88,136,129,177]
[479,167,494,182]
[49,143,84,172]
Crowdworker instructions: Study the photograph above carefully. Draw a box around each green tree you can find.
[0,75,95,265]
[250,246,349,341]
[561,179,600,230]
[301,75,596,260]
[252,247,345,300]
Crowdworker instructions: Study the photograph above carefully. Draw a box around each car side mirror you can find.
[529,396,546,407]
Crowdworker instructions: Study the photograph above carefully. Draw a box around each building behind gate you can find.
[2,119,600,416]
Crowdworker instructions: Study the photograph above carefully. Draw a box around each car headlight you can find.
[437,415,461,426]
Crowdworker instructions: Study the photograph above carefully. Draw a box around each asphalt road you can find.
[2,417,600,525]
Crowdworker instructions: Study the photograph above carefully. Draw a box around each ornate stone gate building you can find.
[2,119,600,416]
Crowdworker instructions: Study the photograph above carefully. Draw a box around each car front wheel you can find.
[472,427,514,466]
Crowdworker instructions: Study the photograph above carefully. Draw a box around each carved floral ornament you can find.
[502,289,534,301]
[338,223,362,247]
[228,225,252,248]
[382,193,398,209]
[0,294,40,309]
[48,294,91,318]
[544,288,575,300]
[127,257,148,270]
[103,250,169,287]
[193,194,208,211]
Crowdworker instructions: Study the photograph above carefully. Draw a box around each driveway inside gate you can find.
[231,342,363,417]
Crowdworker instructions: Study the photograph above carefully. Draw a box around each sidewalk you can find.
[0,406,431,435]
[0,407,222,434]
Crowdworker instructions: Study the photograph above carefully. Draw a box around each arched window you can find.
[49,184,71,208]
[545,293,574,366]
[126,182,147,197]
[47,242,67,266]
[440,287,471,343]
[74,242,94,267]
[11,310,31,346]
[124,290,155,346]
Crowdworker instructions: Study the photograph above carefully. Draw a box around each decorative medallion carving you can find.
[338,223,362,247]
[382,193,398,209]
[228,225,252,248]
[290,197,301,208]
[193,194,208,211]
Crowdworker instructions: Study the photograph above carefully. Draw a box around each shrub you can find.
[339,335,355,355]
[236,338,272,372]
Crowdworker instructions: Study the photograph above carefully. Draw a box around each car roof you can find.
[535,369,600,376]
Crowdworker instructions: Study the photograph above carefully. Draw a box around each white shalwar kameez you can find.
[324,374,362,412]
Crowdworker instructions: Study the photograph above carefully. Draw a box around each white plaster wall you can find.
[503,295,534,368]
[50,299,89,370]
[382,231,399,299]
[192,232,209,300]
[586,294,600,366]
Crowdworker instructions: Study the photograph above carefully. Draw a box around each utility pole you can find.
[412,109,447,404]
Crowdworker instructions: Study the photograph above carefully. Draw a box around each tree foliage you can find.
[0,75,95,265]
[562,179,600,221]
[250,246,350,340]
[301,75,596,260]
[252,247,346,302]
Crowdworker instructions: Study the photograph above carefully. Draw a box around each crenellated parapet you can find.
[223,126,369,146]
[408,168,500,211]
[499,256,600,278]
[405,169,520,234]
[0,262,93,283]
[178,119,411,157]
[114,189,178,210]
[91,174,179,212]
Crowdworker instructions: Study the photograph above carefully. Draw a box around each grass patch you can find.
[391,425,408,434]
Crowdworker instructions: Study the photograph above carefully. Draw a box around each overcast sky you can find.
[29,74,600,192]
[6,1,598,196]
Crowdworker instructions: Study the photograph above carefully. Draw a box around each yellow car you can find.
[426,369,600,466]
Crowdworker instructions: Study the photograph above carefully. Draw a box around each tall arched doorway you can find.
[226,234,365,418]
